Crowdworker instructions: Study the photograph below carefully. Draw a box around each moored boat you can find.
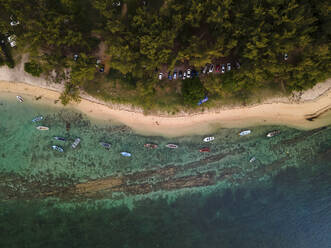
[266,130,280,138]
[54,136,66,141]
[199,147,210,152]
[120,152,131,157]
[16,95,24,103]
[72,138,81,149]
[166,144,178,149]
[32,116,43,122]
[249,157,256,163]
[100,142,111,150]
[144,143,158,149]
[203,136,215,142]
[36,126,49,131]
[239,130,251,136]
[52,145,64,152]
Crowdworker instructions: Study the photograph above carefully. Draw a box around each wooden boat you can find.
[32,116,43,122]
[266,130,280,138]
[100,142,111,150]
[166,144,178,149]
[199,147,210,152]
[52,145,64,152]
[203,136,215,142]
[239,130,251,136]
[16,95,24,103]
[144,143,158,149]
[72,138,81,149]
[36,126,49,131]
[120,152,131,157]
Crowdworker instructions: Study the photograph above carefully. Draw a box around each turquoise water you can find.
[0,92,331,247]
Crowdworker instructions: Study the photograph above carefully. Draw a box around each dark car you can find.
[178,70,183,78]
[168,71,172,80]
[192,70,199,77]
[216,64,220,72]
[99,65,105,72]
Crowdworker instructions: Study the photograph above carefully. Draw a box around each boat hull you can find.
[203,137,215,142]
[36,126,49,131]
[239,130,251,136]
[120,152,131,157]
[166,144,178,149]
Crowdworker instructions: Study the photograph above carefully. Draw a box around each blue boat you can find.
[100,142,111,150]
[32,116,43,122]
[120,152,131,157]
[198,96,208,105]
[52,145,64,152]
[54,136,66,141]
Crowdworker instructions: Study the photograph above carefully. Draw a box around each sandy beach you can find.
[0,60,331,137]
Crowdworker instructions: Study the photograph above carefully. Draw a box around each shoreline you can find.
[1,79,331,137]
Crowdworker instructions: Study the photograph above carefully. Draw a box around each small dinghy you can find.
[100,142,111,150]
[52,145,64,152]
[72,138,81,149]
[239,130,251,136]
[144,143,158,149]
[16,95,24,103]
[166,144,178,149]
[199,147,210,152]
[203,136,215,142]
[54,136,66,141]
[266,130,280,138]
[36,126,49,131]
[249,157,256,163]
[32,116,43,122]
[120,152,131,157]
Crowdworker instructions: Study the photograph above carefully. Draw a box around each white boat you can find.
[52,145,64,152]
[266,130,280,138]
[32,116,43,122]
[72,138,81,149]
[203,136,215,142]
[239,130,251,136]
[36,126,49,131]
[120,152,131,157]
[16,95,24,103]
[249,157,256,163]
[165,144,178,149]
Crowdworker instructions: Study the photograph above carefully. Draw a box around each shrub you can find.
[24,61,43,77]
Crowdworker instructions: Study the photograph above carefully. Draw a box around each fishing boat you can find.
[239,130,251,136]
[72,138,81,149]
[166,144,178,149]
[100,142,111,150]
[16,95,24,103]
[52,145,64,152]
[32,116,43,122]
[144,143,158,149]
[249,157,256,163]
[203,136,215,142]
[54,136,66,141]
[199,147,210,152]
[266,130,280,138]
[36,126,49,131]
[120,152,131,157]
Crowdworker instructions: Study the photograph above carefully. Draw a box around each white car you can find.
[158,72,163,80]
[187,69,191,78]
[227,63,231,71]
[183,71,187,79]
[208,64,214,73]
[221,64,225,73]
[203,65,208,74]
[284,53,288,60]
[7,35,16,47]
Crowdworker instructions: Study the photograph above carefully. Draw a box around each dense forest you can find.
[0,0,330,111]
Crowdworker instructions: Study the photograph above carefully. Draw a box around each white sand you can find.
[1,61,331,137]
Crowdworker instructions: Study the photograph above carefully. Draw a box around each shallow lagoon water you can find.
[0,92,330,247]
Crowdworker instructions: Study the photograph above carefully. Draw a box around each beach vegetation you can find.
[24,61,43,77]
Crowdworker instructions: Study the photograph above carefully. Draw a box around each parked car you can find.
[158,72,163,80]
[173,70,177,80]
[227,63,231,71]
[178,70,183,78]
[284,53,288,61]
[192,70,198,77]
[168,71,172,80]
[99,65,105,72]
[203,64,209,74]
[216,64,220,72]
[183,71,187,79]
[73,54,79,61]
[221,64,225,73]
[187,69,191,78]
[208,64,214,73]
[7,35,16,47]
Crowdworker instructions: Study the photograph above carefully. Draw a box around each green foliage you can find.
[181,77,206,106]
[24,61,43,77]
[59,81,81,105]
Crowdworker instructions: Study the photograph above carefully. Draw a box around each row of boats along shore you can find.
[18,95,281,158]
